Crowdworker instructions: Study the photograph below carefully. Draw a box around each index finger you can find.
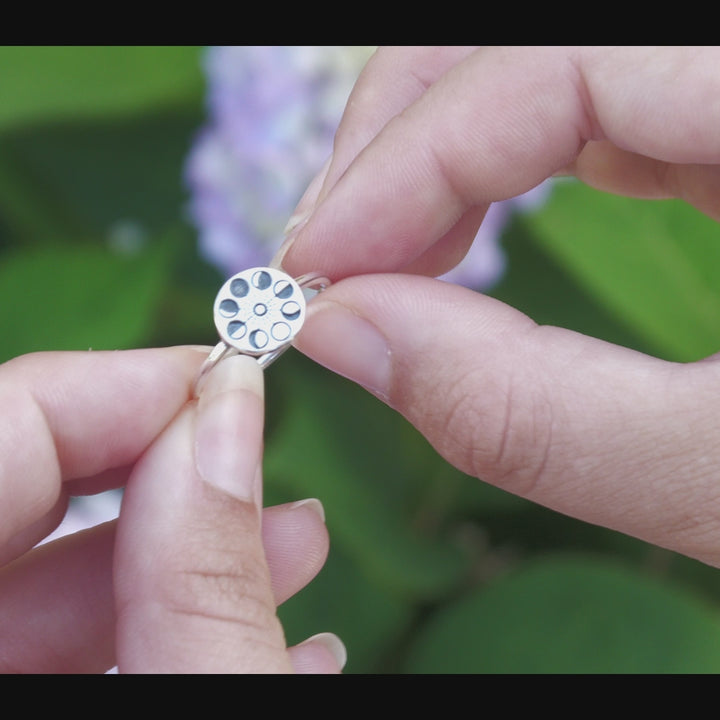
[282,46,720,280]
[0,347,206,549]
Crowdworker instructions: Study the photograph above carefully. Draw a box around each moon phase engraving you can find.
[213,267,307,356]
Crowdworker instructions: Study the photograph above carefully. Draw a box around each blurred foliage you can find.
[3,46,720,673]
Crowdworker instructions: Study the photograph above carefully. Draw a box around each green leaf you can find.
[0,241,170,363]
[0,46,205,132]
[278,542,412,674]
[0,103,204,248]
[529,181,720,362]
[263,354,469,600]
[403,555,720,672]
[492,212,658,356]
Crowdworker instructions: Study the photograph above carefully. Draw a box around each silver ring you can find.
[194,267,330,396]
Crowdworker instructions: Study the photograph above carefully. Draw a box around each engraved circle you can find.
[250,329,268,349]
[213,267,306,355]
[252,270,272,290]
[281,301,301,320]
[274,280,293,299]
[228,321,246,340]
[271,322,291,341]
[230,278,249,297]
[219,299,238,318]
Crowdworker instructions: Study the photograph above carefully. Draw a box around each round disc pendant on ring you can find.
[213,267,306,356]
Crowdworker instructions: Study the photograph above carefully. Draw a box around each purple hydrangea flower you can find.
[439,182,553,288]
[185,46,374,274]
[185,46,552,290]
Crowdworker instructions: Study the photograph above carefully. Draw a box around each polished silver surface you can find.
[213,267,307,356]
[194,267,330,396]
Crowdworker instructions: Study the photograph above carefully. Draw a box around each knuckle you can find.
[438,363,556,498]
[162,558,280,649]
[157,507,277,632]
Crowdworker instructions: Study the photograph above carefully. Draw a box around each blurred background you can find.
[4,46,720,673]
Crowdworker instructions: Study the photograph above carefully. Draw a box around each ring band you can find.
[194,267,330,396]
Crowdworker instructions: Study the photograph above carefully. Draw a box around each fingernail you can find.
[282,208,313,238]
[290,497,325,522]
[270,213,310,271]
[290,154,332,226]
[295,300,392,400]
[271,155,332,271]
[194,355,265,503]
[301,632,347,671]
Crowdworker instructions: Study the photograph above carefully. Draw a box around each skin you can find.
[0,348,342,673]
[277,46,720,569]
[5,45,720,674]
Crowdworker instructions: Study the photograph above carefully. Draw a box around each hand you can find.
[0,347,343,673]
[277,46,720,568]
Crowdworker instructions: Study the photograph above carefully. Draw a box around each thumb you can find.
[295,274,720,567]
[114,355,289,673]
